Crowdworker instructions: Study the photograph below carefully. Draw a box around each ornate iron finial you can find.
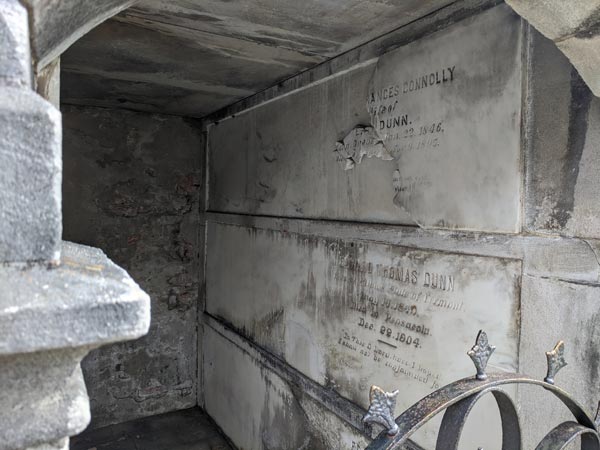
[467,330,495,380]
[544,340,567,385]
[594,401,600,429]
[363,385,399,435]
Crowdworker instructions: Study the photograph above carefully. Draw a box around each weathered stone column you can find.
[0,1,150,449]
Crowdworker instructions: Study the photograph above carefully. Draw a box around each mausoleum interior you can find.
[3,0,600,449]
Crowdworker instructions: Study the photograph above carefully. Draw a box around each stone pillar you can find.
[0,2,150,449]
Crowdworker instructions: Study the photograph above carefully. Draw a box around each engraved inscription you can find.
[208,215,521,446]
[367,66,455,157]
[337,6,523,232]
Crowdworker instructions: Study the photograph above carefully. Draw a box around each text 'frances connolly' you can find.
[369,65,456,103]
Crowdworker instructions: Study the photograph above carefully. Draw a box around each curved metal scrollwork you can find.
[363,330,600,450]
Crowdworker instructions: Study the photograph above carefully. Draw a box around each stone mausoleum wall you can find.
[199,3,600,449]
[62,106,203,427]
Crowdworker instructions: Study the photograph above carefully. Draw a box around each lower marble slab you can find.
[202,325,371,450]
[206,222,522,446]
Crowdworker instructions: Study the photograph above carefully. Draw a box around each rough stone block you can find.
[0,241,150,449]
[0,0,31,88]
[0,350,89,450]
[0,241,150,355]
[0,88,61,262]
[518,275,600,448]
[506,0,600,40]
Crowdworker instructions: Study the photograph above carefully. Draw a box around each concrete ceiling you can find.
[60,0,457,118]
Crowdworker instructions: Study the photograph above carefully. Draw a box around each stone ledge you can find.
[0,241,151,355]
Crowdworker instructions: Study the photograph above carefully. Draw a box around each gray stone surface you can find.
[0,0,31,88]
[59,0,459,117]
[204,212,600,447]
[0,350,89,450]
[369,5,522,232]
[22,0,135,69]
[0,241,150,355]
[526,30,600,238]
[506,0,600,40]
[0,241,150,450]
[202,324,371,450]
[207,212,600,284]
[519,275,600,449]
[62,105,202,427]
[556,34,600,101]
[28,439,68,450]
[71,408,232,450]
[206,221,521,448]
[208,63,377,221]
[506,0,600,97]
[36,58,60,108]
[208,5,522,232]
[0,87,61,262]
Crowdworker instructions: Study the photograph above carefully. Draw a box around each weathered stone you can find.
[22,0,135,69]
[519,275,600,449]
[202,324,371,450]
[369,5,522,232]
[506,0,600,97]
[62,105,202,427]
[0,350,89,450]
[556,34,600,100]
[71,408,233,450]
[58,0,461,116]
[209,211,600,285]
[0,241,150,355]
[0,88,61,262]
[0,241,150,449]
[506,0,600,40]
[525,30,600,238]
[334,126,392,171]
[26,438,68,450]
[206,221,521,447]
[208,63,379,221]
[36,57,60,108]
[208,5,522,233]
[0,0,31,88]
